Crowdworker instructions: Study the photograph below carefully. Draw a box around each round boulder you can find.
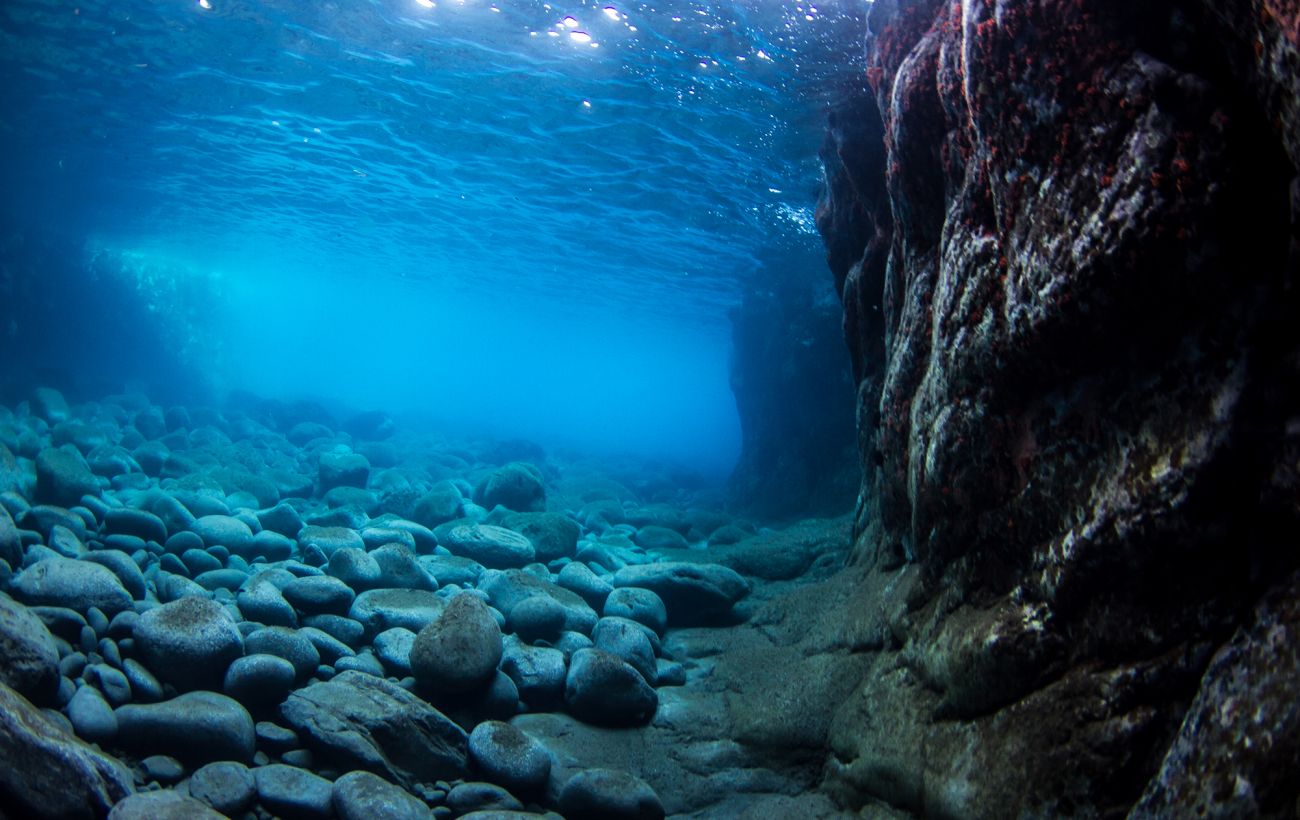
[440,524,534,569]
[35,446,100,507]
[500,643,567,709]
[349,589,446,638]
[318,451,370,493]
[371,544,434,590]
[410,594,503,694]
[411,481,463,529]
[327,548,382,591]
[468,720,551,798]
[559,769,664,820]
[473,462,546,513]
[564,649,657,727]
[188,761,256,816]
[244,626,320,682]
[12,557,134,616]
[332,770,431,820]
[108,790,226,820]
[591,618,657,684]
[189,515,255,556]
[255,764,335,819]
[223,654,297,708]
[133,596,244,692]
[283,575,356,616]
[507,596,566,643]
[603,587,667,636]
[114,691,255,765]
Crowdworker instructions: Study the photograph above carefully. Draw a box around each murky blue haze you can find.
[0,0,864,472]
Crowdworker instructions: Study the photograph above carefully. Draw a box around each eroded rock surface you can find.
[815,0,1300,814]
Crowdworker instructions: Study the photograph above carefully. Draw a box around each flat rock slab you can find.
[611,562,750,625]
[280,670,469,789]
[441,524,535,569]
[0,681,135,820]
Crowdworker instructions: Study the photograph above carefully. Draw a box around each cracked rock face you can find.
[817,0,1299,814]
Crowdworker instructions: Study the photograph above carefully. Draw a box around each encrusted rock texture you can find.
[816,0,1300,815]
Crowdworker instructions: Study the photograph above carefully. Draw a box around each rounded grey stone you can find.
[445,781,524,815]
[255,764,335,820]
[102,508,168,543]
[610,562,750,625]
[591,618,657,684]
[89,663,133,707]
[244,626,319,682]
[180,548,222,576]
[12,557,133,616]
[122,658,164,702]
[350,588,446,638]
[563,649,657,727]
[499,643,567,709]
[336,649,386,677]
[327,547,382,591]
[332,770,433,820]
[236,578,298,628]
[189,515,255,555]
[558,768,664,820]
[283,575,356,616]
[68,683,118,744]
[472,462,546,513]
[373,627,417,677]
[603,587,668,636]
[410,594,502,694]
[114,690,255,765]
[133,596,244,692]
[556,562,614,610]
[371,543,434,590]
[188,760,256,816]
[223,653,296,707]
[141,754,185,785]
[467,720,550,797]
[255,720,300,753]
[299,624,358,663]
[506,596,566,643]
[297,526,365,560]
[35,446,99,507]
[440,524,534,569]
[107,789,226,820]
[81,550,147,600]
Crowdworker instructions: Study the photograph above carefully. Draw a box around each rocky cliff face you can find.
[815,0,1300,814]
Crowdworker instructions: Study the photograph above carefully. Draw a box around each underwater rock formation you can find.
[817,0,1300,814]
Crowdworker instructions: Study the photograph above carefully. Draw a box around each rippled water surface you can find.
[0,0,864,466]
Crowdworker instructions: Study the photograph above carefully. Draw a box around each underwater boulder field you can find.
[2,0,1299,819]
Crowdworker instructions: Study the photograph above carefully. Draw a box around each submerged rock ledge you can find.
[816,0,1300,814]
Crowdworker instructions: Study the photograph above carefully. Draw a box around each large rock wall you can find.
[816,0,1300,814]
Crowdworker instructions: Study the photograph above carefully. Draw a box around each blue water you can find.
[0,0,864,472]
